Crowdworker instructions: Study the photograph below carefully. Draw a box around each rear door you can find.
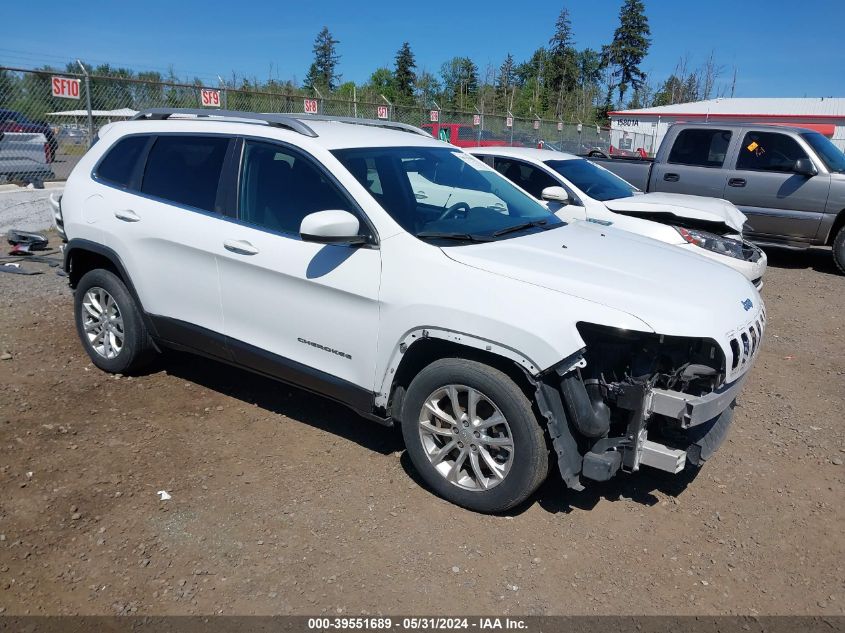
[720,129,831,240]
[651,127,734,197]
[94,133,232,356]
[217,139,381,404]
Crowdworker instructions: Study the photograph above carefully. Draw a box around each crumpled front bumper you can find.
[649,373,749,429]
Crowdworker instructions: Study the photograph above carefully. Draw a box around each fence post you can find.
[313,87,324,115]
[217,75,228,110]
[77,60,94,147]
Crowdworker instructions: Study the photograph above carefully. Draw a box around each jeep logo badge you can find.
[741,298,753,311]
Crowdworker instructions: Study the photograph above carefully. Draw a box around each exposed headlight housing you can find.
[674,227,746,260]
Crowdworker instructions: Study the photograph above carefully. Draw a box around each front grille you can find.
[728,306,766,371]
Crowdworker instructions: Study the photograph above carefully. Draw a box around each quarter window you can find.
[736,131,809,173]
[667,129,732,168]
[96,135,149,188]
[141,135,229,212]
[238,141,353,236]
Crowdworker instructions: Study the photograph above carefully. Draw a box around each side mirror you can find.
[300,210,365,245]
[541,186,570,204]
[793,157,817,177]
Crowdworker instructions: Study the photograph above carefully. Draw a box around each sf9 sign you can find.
[200,89,221,107]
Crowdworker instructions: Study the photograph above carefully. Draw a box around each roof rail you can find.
[130,108,432,138]
[296,114,431,137]
[131,108,318,137]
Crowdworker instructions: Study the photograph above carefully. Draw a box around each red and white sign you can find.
[473,114,481,126]
[200,89,221,107]
[429,110,439,123]
[505,117,513,128]
[376,105,389,120]
[557,122,563,131]
[304,98,319,114]
[533,120,540,130]
[51,76,81,100]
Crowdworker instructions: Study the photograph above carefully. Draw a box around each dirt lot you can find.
[0,242,843,617]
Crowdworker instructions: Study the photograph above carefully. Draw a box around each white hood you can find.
[442,221,760,341]
[604,192,746,233]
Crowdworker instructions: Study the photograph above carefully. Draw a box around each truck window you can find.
[667,129,732,168]
[736,131,810,173]
[457,126,477,141]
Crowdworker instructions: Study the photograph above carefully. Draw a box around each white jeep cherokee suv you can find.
[54,109,765,512]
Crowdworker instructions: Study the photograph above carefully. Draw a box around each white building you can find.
[608,98,845,156]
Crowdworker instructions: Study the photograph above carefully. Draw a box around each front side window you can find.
[238,140,353,235]
[96,135,149,189]
[545,158,637,201]
[667,129,732,168]
[736,132,809,173]
[491,158,559,199]
[141,135,229,212]
[333,146,560,241]
[801,132,845,173]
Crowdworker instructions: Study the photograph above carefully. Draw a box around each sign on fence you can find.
[557,122,563,132]
[533,120,540,130]
[473,114,480,126]
[200,89,221,107]
[376,105,389,120]
[304,99,319,114]
[429,110,439,123]
[51,76,80,100]
[505,117,513,128]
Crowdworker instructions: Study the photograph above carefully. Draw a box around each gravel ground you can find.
[0,239,843,616]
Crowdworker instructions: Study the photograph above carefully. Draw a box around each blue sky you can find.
[2,0,843,98]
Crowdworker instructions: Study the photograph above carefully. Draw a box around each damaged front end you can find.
[536,323,755,490]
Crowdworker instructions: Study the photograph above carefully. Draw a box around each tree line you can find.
[1,1,739,124]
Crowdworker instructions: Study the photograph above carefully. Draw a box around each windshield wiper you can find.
[491,219,550,237]
[415,231,494,243]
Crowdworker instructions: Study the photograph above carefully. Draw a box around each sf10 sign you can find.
[51,76,81,100]
[304,99,319,114]
[200,89,221,107]
[376,105,389,120]
[429,110,439,123]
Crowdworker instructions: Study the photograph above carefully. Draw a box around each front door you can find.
[721,130,831,241]
[217,139,381,407]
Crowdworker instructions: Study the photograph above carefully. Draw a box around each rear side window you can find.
[141,135,229,212]
[667,129,732,168]
[736,131,809,173]
[96,135,149,188]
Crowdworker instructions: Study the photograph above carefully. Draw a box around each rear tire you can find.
[833,226,845,275]
[74,269,155,374]
[401,358,549,513]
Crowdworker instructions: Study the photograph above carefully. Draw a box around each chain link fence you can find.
[0,66,611,184]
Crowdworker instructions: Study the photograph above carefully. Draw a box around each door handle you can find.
[663,173,680,182]
[414,191,428,200]
[114,209,140,222]
[728,178,747,188]
[223,239,259,256]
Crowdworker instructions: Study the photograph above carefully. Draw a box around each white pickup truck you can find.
[0,132,53,185]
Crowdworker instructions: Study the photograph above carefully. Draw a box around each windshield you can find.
[544,158,637,201]
[801,132,845,173]
[333,147,561,242]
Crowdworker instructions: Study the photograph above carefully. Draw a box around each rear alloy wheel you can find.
[401,358,548,512]
[81,287,125,360]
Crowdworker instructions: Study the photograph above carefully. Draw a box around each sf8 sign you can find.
[200,89,221,107]
[304,99,319,114]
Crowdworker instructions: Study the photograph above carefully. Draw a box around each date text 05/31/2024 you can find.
[307,617,528,630]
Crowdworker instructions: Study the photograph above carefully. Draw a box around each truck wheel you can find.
[401,358,549,513]
[74,269,156,374]
[833,226,845,275]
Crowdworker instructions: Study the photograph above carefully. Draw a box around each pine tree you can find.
[548,8,579,97]
[604,0,651,105]
[393,42,416,104]
[304,26,341,91]
[496,53,516,113]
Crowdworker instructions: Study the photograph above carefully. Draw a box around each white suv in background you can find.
[471,147,767,288]
[54,109,765,512]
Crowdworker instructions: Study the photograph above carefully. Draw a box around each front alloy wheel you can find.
[419,385,514,490]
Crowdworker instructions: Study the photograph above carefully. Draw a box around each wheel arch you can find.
[376,328,547,420]
[826,209,845,246]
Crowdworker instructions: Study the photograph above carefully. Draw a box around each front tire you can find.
[833,226,845,275]
[401,358,549,512]
[74,269,155,374]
